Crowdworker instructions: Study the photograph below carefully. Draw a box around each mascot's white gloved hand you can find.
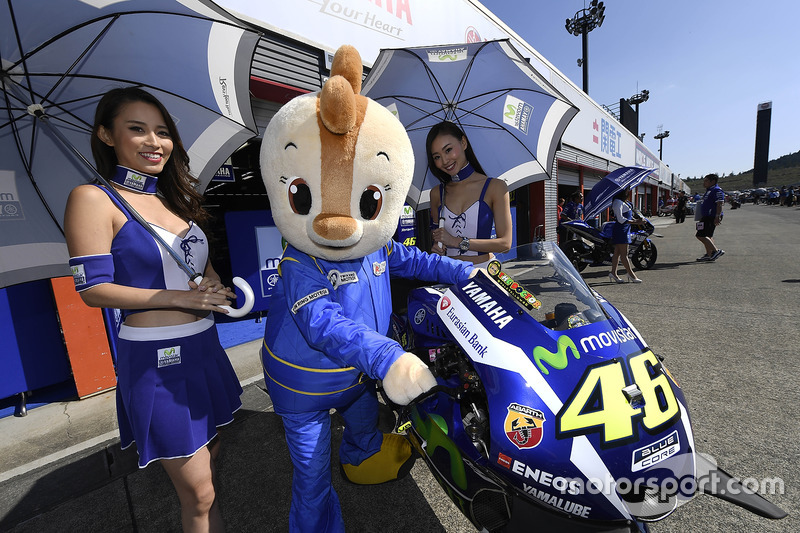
[383,352,437,406]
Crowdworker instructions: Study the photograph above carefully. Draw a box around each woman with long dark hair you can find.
[64,87,241,532]
[426,121,512,267]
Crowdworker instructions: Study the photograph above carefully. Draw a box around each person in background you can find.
[609,189,643,283]
[557,197,565,222]
[674,190,688,223]
[427,121,512,267]
[561,190,584,223]
[558,190,584,241]
[695,173,725,262]
[64,87,242,532]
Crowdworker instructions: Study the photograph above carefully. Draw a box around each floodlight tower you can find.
[654,128,670,161]
[628,89,650,113]
[565,0,606,94]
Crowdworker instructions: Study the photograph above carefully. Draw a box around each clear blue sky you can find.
[478,0,798,181]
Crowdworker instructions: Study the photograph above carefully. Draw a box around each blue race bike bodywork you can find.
[386,241,785,532]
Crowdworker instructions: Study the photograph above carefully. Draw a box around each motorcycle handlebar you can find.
[408,384,461,405]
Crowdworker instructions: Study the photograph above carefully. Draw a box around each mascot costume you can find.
[259,45,475,532]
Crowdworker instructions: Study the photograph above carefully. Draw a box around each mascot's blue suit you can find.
[263,242,470,531]
[259,45,475,532]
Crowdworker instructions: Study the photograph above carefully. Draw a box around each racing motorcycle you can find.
[559,208,658,273]
[385,242,785,532]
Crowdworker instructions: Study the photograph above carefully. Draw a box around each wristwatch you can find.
[459,237,470,252]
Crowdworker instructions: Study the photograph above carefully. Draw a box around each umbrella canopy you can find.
[361,39,578,210]
[583,166,655,220]
[0,0,259,288]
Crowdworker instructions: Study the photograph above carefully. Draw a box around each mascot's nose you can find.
[313,213,358,241]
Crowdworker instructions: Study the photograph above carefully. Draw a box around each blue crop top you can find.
[96,185,209,317]
[438,178,495,257]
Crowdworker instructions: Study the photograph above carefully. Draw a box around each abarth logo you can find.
[505,402,545,450]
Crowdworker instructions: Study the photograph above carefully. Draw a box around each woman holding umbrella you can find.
[64,87,242,532]
[427,121,513,267]
[609,189,643,283]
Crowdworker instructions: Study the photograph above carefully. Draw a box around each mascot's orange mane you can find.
[315,45,368,242]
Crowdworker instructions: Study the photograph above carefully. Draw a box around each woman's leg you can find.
[610,246,621,278]
[619,244,640,280]
[162,442,224,533]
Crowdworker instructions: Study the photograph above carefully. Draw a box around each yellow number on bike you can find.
[558,361,641,444]
[557,351,680,446]
[629,351,680,430]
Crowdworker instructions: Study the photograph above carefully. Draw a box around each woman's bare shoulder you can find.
[68,183,106,202]
[488,176,508,190]
[66,184,116,214]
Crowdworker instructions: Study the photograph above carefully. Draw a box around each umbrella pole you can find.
[28,106,255,317]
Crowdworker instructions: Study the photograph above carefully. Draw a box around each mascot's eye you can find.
[288,178,312,215]
[359,185,383,221]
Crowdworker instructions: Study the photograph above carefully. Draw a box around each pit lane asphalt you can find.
[1,203,797,532]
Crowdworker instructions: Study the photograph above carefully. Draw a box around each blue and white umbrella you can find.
[583,166,655,220]
[0,0,259,289]
[362,39,578,210]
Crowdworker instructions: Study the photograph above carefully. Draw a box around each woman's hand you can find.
[182,276,237,313]
[431,227,455,249]
[430,242,446,255]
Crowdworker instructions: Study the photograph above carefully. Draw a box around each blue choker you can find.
[450,162,475,183]
[109,165,159,194]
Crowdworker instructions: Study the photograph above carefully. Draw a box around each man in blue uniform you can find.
[695,173,725,261]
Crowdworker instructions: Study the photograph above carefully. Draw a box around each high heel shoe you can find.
[627,274,643,283]
[609,273,625,283]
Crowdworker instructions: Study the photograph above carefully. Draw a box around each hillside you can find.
[686,150,800,194]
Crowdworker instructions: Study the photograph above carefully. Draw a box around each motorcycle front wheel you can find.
[631,240,658,270]
[561,240,588,272]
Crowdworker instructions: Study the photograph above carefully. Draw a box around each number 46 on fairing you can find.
[556,351,681,447]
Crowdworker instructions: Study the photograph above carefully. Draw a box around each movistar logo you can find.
[533,335,580,375]
[579,327,636,353]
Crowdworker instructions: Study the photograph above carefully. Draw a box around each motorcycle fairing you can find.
[406,403,513,531]
[562,219,616,244]
[432,268,696,521]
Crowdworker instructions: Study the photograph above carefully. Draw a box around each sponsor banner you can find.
[632,430,680,472]
[437,288,507,362]
[504,402,545,449]
[327,269,359,289]
[0,170,24,221]
[427,45,468,62]
[256,225,284,298]
[212,164,236,182]
[502,95,533,135]
[291,288,329,314]
[157,345,181,368]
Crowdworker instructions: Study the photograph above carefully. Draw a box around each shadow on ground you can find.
[4,390,449,533]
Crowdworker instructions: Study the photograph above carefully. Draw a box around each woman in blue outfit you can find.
[64,87,242,532]
[427,121,513,267]
[609,189,643,283]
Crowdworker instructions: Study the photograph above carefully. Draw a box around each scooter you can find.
[385,242,786,532]
[559,208,659,273]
